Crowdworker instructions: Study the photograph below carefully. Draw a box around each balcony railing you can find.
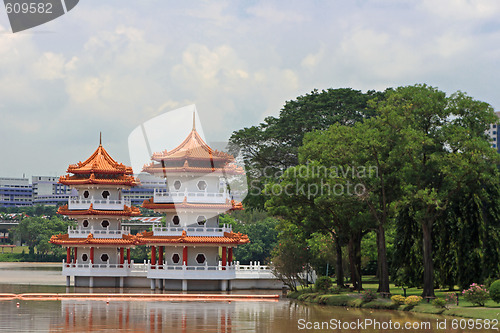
[68,196,131,210]
[62,260,137,277]
[67,226,131,239]
[153,189,230,204]
[152,224,232,236]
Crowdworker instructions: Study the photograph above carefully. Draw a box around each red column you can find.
[127,248,131,265]
[120,248,124,267]
[151,246,156,269]
[158,246,164,269]
[90,247,94,264]
[73,248,78,264]
[222,247,227,270]
[66,247,71,266]
[228,248,233,266]
[182,246,188,265]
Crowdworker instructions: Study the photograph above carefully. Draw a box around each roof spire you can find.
[99,132,102,146]
[192,111,196,131]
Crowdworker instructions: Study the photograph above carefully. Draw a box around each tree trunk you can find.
[376,223,390,292]
[422,221,435,297]
[335,237,344,287]
[348,231,363,290]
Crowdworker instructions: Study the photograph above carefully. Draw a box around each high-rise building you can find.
[0,177,32,207]
[487,111,500,152]
[32,176,72,206]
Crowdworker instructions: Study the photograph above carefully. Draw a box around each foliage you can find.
[329,286,342,294]
[489,280,500,304]
[391,295,406,305]
[463,283,490,306]
[432,298,448,309]
[361,290,377,303]
[445,292,458,305]
[404,296,423,307]
[315,276,332,293]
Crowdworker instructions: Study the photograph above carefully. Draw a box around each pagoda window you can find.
[172,215,180,226]
[82,220,89,228]
[197,180,207,191]
[195,253,206,264]
[83,191,90,199]
[100,254,109,262]
[196,216,206,226]
[173,180,182,191]
[171,253,180,264]
[101,220,110,228]
[82,254,88,262]
[102,190,110,199]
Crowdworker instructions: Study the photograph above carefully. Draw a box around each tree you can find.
[372,85,499,297]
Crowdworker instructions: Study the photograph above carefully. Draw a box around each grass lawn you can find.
[289,276,500,320]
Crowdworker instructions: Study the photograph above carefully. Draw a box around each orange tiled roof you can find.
[142,163,244,175]
[57,204,141,217]
[67,142,134,175]
[59,174,138,186]
[141,198,243,211]
[136,230,250,245]
[49,233,138,246]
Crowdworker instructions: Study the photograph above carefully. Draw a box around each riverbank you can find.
[288,290,500,320]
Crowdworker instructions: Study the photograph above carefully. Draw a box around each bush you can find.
[445,292,457,305]
[391,295,406,305]
[404,296,422,307]
[315,276,332,293]
[361,290,377,303]
[329,286,342,294]
[488,280,500,304]
[462,283,489,307]
[432,298,447,309]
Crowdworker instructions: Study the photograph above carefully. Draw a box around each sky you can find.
[1,0,500,178]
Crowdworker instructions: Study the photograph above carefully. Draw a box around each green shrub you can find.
[489,280,500,304]
[315,276,332,293]
[391,295,405,305]
[361,290,377,303]
[432,298,447,309]
[329,286,342,294]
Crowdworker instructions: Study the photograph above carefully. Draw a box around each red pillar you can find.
[228,248,233,266]
[66,247,71,266]
[158,246,164,269]
[73,248,78,264]
[127,248,131,265]
[90,247,94,264]
[222,247,227,270]
[151,246,156,269]
[182,246,188,265]
[120,247,124,267]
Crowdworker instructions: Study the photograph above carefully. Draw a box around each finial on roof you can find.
[99,132,102,146]
[192,111,196,131]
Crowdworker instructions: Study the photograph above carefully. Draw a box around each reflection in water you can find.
[0,299,476,333]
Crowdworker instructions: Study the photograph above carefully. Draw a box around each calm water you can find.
[0,263,494,332]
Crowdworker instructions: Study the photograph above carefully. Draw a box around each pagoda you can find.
[50,135,141,288]
[138,114,249,291]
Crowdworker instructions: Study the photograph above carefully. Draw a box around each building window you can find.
[83,190,90,199]
[173,180,182,191]
[102,190,110,199]
[195,253,206,264]
[82,220,89,228]
[197,216,206,226]
[82,254,88,262]
[101,254,109,262]
[171,253,180,264]
[101,220,110,228]
[172,215,180,226]
[197,180,207,191]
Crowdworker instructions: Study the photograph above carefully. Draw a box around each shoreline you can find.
[288,291,500,321]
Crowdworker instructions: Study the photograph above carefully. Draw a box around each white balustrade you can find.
[152,223,232,236]
[62,260,136,277]
[67,226,131,239]
[68,196,131,210]
[153,189,230,204]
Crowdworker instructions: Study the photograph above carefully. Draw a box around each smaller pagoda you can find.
[50,135,141,288]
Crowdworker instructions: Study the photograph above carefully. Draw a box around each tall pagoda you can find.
[138,114,249,291]
[50,136,141,288]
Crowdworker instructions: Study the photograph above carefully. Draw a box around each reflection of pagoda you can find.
[138,114,249,291]
[50,136,141,288]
